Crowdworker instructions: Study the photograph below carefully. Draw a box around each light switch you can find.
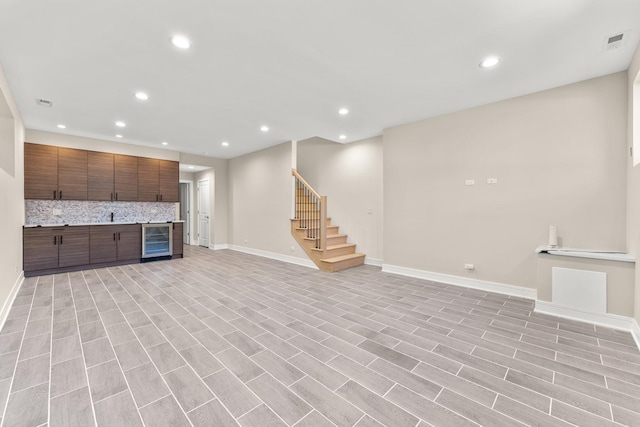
[53,209,62,215]
[465,179,475,186]
[487,178,498,184]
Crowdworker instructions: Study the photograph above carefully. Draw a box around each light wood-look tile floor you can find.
[1,246,639,426]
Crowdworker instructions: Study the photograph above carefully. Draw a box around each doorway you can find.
[197,179,210,247]
[179,182,190,244]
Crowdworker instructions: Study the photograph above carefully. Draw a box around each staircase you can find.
[291,169,365,272]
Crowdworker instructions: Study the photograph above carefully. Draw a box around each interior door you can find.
[179,182,190,244]
[197,179,210,247]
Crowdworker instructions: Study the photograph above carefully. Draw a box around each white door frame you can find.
[197,178,211,248]
[179,180,194,245]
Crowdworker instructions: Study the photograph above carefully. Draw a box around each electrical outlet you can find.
[487,178,498,184]
[465,179,475,186]
[53,209,62,215]
[464,264,475,270]
[290,246,295,252]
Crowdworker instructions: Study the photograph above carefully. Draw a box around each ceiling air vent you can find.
[602,30,629,51]
[36,98,53,107]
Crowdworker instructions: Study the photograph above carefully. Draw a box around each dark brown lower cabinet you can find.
[24,226,89,273]
[173,222,183,257]
[90,224,142,264]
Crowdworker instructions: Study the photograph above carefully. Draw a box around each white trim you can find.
[535,300,640,349]
[381,264,537,299]
[0,272,24,331]
[179,179,195,245]
[365,257,383,267]
[632,320,640,350]
[228,244,318,270]
[210,244,229,250]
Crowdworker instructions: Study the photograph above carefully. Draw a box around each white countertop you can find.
[24,220,180,228]
[535,246,635,263]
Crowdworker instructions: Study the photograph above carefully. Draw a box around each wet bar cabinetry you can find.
[138,158,179,202]
[90,224,142,264]
[24,144,88,200]
[24,142,178,202]
[87,152,139,201]
[23,226,90,272]
[23,222,183,276]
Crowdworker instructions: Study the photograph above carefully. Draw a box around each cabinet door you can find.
[137,158,159,202]
[23,227,58,272]
[89,225,117,264]
[172,222,183,256]
[159,160,179,202]
[58,148,88,200]
[88,152,114,201]
[114,154,138,201]
[58,226,90,268]
[116,224,141,261]
[24,143,58,200]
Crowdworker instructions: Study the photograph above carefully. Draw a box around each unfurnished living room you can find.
[2,1,640,426]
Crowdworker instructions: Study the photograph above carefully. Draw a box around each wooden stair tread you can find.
[310,243,355,252]
[303,234,344,241]
[321,253,365,263]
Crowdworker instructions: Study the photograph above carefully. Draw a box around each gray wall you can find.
[383,72,629,304]
[228,141,303,258]
[626,42,640,324]
[297,136,383,262]
[0,64,25,325]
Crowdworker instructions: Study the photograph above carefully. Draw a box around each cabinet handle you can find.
[59,191,62,199]
[160,194,163,201]
[115,193,118,201]
[111,193,113,201]
[156,194,159,201]
[118,232,121,240]
[60,235,63,244]
[54,236,57,245]
[113,233,116,241]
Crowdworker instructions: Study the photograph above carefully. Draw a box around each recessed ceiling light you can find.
[338,108,349,115]
[162,142,169,146]
[339,134,346,140]
[115,134,123,138]
[135,92,149,100]
[260,126,269,132]
[57,124,66,129]
[188,166,195,169]
[115,121,126,127]
[221,141,229,147]
[479,56,501,68]
[171,35,192,49]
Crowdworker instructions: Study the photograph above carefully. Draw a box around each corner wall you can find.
[0,64,25,326]
[297,136,383,262]
[228,142,304,260]
[384,72,629,301]
[627,42,640,326]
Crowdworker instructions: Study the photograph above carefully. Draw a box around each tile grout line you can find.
[0,276,40,427]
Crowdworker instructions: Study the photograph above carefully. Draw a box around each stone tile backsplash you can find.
[25,200,176,225]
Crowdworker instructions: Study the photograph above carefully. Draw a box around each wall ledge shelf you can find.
[535,246,635,263]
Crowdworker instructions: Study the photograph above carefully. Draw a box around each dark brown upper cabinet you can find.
[88,152,138,201]
[138,158,179,202]
[25,142,177,202]
[25,143,88,200]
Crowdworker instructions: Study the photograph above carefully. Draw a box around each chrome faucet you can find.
[110,212,114,222]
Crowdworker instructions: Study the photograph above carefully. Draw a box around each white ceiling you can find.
[0,0,639,159]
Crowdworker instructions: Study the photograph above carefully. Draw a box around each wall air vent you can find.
[36,98,53,107]
[602,30,629,51]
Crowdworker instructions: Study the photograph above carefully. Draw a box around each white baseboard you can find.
[0,272,24,332]
[381,264,537,300]
[228,245,318,270]
[365,257,383,267]
[535,300,640,348]
[632,320,640,350]
[210,244,229,250]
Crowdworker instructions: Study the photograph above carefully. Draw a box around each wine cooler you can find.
[142,223,173,258]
